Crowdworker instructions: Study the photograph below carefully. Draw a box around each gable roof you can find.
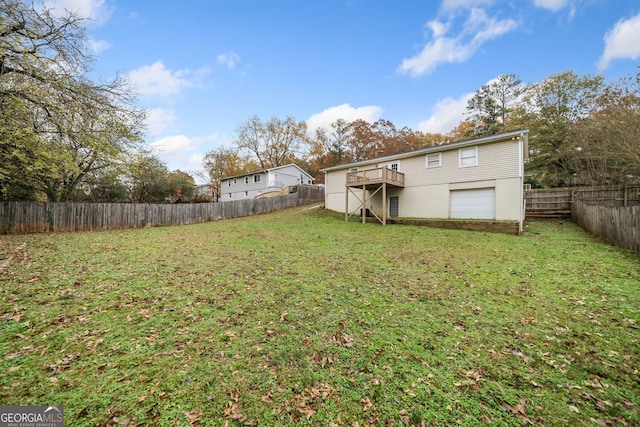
[321,129,529,172]
[221,163,314,181]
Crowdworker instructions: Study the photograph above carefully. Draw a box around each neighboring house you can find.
[221,164,314,201]
[195,184,216,202]
[321,129,529,232]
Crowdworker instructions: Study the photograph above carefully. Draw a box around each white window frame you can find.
[349,167,358,173]
[227,180,231,187]
[233,178,237,185]
[244,177,249,184]
[459,146,478,168]
[387,161,399,172]
[253,174,261,183]
[426,153,441,168]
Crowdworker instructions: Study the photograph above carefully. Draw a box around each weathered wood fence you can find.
[524,185,640,255]
[525,185,640,217]
[572,200,640,255]
[0,185,325,234]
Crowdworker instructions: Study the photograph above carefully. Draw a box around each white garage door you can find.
[450,188,495,219]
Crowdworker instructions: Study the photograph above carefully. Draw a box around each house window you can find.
[349,168,358,173]
[426,153,441,168]
[228,193,232,198]
[459,147,478,167]
[227,180,231,187]
[387,162,399,171]
[233,178,237,185]
[254,175,261,183]
[245,191,248,196]
[244,177,249,184]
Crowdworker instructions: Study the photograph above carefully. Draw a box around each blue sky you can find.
[45,0,640,179]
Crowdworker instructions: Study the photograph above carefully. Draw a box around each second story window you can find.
[459,147,478,167]
[245,177,249,184]
[426,153,441,168]
[254,174,261,183]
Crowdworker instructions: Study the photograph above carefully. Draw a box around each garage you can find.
[450,188,495,219]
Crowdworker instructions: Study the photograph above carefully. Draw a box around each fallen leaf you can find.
[513,403,525,415]
[184,410,203,426]
[360,397,373,412]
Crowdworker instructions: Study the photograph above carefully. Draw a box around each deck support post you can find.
[345,185,348,223]
[362,185,366,224]
[382,182,387,226]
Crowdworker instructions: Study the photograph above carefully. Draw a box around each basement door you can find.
[450,188,495,219]
[389,196,399,217]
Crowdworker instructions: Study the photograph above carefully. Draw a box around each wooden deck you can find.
[346,168,405,189]
[345,168,405,226]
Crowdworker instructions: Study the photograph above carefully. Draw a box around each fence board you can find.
[1,185,324,234]
[525,185,640,217]
[573,200,640,255]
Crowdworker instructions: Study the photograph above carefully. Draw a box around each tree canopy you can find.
[0,0,145,201]
[2,0,638,204]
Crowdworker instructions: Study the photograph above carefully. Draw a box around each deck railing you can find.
[346,168,405,187]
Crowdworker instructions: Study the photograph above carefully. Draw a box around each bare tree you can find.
[234,115,308,169]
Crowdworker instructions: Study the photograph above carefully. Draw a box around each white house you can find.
[221,163,315,201]
[321,129,529,232]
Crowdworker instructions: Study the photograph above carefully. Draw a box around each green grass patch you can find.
[1,207,638,426]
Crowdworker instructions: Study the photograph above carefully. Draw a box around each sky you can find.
[43,0,640,181]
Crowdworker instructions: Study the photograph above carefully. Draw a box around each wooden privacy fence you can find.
[525,185,640,217]
[572,199,640,255]
[0,185,325,234]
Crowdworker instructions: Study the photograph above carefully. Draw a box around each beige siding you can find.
[406,140,519,187]
[494,178,524,220]
[323,137,524,223]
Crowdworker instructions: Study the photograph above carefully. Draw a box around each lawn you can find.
[1,206,638,426]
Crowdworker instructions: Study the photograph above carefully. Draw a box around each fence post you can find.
[624,183,628,207]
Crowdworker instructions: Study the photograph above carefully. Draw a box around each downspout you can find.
[519,132,527,233]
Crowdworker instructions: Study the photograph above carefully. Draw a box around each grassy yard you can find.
[1,206,638,426]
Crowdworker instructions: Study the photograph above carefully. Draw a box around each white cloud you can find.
[531,0,570,12]
[149,135,195,155]
[128,61,190,97]
[427,20,450,38]
[148,133,230,182]
[397,8,518,77]
[418,92,473,134]
[217,51,240,70]
[88,38,111,54]
[42,0,112,22]
[440,0,493,12]
[598,13,640,71]
[145,108,176,137]
[306,103,383,135]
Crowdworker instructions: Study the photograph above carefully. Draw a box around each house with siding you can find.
[321,129,529,232]
[221,163,314,201]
